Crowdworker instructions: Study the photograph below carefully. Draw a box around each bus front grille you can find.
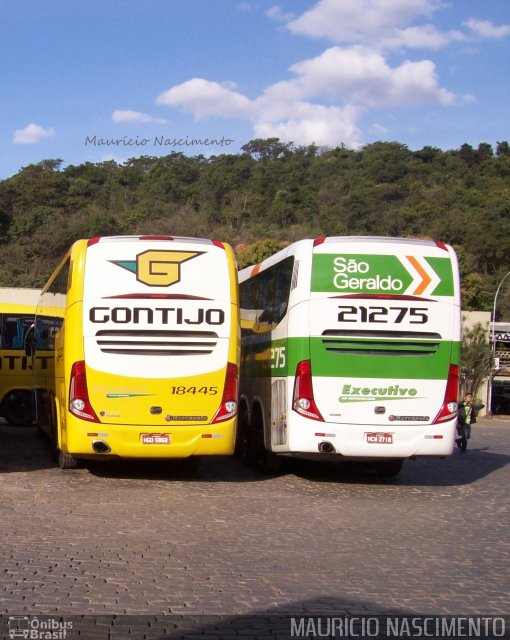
[321,329,441,357]
[95,330,218,356]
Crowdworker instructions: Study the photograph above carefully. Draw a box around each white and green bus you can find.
[237,236,461,477]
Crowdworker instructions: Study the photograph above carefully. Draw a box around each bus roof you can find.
[238,236,455,288]
[0,288,41,307]
[87,235,226,249]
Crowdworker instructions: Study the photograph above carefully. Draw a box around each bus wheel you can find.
[374,459,403,478]
[58,450,79,470]
[252,409,281,474]
[234,405,250,463]
[2,391,35,426]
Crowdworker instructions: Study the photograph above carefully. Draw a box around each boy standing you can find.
[456,392,484,453]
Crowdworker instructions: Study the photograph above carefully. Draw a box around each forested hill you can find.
[1,138,509,313]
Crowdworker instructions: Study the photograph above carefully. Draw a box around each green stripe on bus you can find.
[241,336,460,380]
[427,257,454,296]
[310,336,459,379]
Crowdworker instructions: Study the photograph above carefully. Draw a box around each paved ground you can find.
[0,417,508,638]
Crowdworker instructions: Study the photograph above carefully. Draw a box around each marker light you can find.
[292,360,324,421]
[211,362,238,423]
[432,364,459,424]
[69,361,100,422]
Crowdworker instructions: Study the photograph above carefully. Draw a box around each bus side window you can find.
[273,257,294,324]
[11,320,25,348]
[240,257,294,334]
[36,328,50,349]
[35,316,62,350]
[3,316,33,350]
[256,269,275,331]
[3,317,19,348]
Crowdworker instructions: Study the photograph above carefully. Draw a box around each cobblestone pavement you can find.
[0,417,508,638]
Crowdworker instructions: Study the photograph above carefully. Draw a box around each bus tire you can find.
[58,450,79,470]
[252,407,281,474]
[1,390,35,426]
[234,404,250,462]
[374,459,404,478]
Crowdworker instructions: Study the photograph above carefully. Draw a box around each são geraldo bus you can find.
[237,236,461,477]
[30,236,240,469]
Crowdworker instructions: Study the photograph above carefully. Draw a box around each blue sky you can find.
[1,0,509,179]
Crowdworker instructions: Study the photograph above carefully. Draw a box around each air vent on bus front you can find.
[95,330,218,356]
[321,329,442,357]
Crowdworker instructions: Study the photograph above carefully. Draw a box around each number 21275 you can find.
[337,305,428,324]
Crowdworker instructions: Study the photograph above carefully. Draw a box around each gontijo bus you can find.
[31,236,240,468]
[237,236,460,477]
[0,288,62,426]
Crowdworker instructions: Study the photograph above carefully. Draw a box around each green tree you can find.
[0,139,508,296]
[236,239,289,269]
[241,138,294,161]
[460,321,494,398]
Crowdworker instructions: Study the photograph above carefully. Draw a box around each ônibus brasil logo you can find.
[8,615,72,639]
[110,249,203,287]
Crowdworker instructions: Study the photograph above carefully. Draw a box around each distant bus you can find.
[0,288,62,426]
[30,236,240,469]
[237,236,461,477]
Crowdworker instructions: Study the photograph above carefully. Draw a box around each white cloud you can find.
[285,0,445,49]
[254,103,362,148]
[384,25,459,49]
[152,0,485,148]
[156,78,255,119]
[13,123,55,144]
[155,76,364,147]
[285,46,455,107]
[153,43,457,148]
[463,18,510,39]
[112,109,168,124]
[265,5,295,22]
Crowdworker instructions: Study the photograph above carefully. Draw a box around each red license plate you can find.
[366,432,393,444]
[141,433,170,444]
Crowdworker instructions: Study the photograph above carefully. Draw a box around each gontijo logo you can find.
[111,250,203,286]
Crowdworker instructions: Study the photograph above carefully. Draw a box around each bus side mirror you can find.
[24,324,35,357]
[240,317,256,336]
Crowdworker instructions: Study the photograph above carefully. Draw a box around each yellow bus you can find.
[31,235,240,469]
[0,288,62,426]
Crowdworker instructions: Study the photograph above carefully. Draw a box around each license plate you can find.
[141,433,170,444]
[366,432,393,444]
